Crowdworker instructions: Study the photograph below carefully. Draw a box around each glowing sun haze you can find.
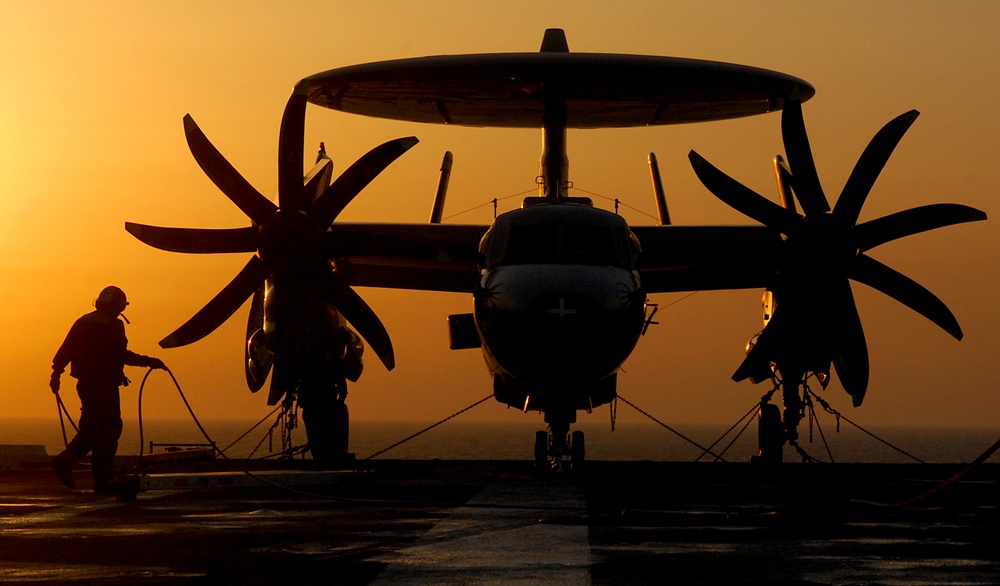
[1,2,997,430]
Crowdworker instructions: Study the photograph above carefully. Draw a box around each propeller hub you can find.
[257,209,323,271]
[785,214,858,277]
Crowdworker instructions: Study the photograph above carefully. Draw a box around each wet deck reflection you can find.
[0,462,997,584]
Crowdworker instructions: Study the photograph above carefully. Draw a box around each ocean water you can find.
[3,416,999,465]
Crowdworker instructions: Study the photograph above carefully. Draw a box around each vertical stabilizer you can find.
[540,29,569,53]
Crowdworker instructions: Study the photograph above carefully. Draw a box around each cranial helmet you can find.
[95,286,128,315]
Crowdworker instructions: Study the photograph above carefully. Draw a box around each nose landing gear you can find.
[534,426,585,473]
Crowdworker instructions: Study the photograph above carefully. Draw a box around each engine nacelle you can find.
[745,289,777,385]
[246,328,274,392]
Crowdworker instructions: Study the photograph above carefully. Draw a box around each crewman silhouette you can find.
[49,286,166,492]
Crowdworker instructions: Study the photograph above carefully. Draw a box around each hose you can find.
[53,390,79,448]
[133,366,366,499]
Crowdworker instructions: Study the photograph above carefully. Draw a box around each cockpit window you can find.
[502,223,627,267]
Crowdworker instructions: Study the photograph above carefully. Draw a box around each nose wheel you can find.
[534,428,585,472]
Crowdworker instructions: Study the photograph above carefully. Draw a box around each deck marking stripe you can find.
[371,480,591,585]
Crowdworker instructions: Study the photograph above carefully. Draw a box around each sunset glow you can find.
[2,2,997,434]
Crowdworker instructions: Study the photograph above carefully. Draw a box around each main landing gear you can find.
[534,425,585,473]
[753,400,784,464]
[751,373,813,464]
[298,381,353,468]
[301,397,350,468]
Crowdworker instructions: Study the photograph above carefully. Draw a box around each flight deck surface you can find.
[1,460,997,585]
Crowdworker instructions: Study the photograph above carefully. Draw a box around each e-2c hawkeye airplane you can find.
[126,29,986,469]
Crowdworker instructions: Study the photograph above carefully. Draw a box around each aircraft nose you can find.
[533,293,585,323]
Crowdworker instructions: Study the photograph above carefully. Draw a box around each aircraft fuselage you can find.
[474,202,646,418]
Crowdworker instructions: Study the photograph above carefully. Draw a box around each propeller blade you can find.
[125,223,257,254]
[781,93,830,216]
[833,296,870,407]
[689,151,801,233]
[244,283,270,392]
[850,253,963,340]
[183,115,277,224]
[316,270,395,370]
[268,351,296,405]
[160,256,268,348]
[834,110,920,225]
[854,203,987,252]
[277,82,309,212]
[312,136,420,229]
[261,282,306,405]
[830,282,869,406]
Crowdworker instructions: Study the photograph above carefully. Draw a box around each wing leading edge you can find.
[323,223,781,295]
[632,225,781,293]
[127,220,786,297]
[321,223,487,293]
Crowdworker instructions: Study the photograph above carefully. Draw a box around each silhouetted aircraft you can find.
[126,29,986,469]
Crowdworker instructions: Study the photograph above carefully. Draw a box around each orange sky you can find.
[2,2,998,434]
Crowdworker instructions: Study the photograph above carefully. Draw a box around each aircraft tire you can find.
[303,395,349,468]
[754,402,783,464]
[534,430,548,472]
[571,430,585,469]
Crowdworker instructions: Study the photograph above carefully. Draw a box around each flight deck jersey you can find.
[51,311,155,386]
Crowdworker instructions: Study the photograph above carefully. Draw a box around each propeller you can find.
[126,80,418,396]
[689,94,986,406]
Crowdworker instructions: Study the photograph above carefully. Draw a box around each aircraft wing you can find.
[326,223,781,295]
[632,225,781,293]
[326,223,487,293]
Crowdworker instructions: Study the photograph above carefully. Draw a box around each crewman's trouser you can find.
[52,381,123,489]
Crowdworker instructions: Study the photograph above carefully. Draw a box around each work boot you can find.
[94,476,140,500]
[51,460,75,489]
[92,479,115,494]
